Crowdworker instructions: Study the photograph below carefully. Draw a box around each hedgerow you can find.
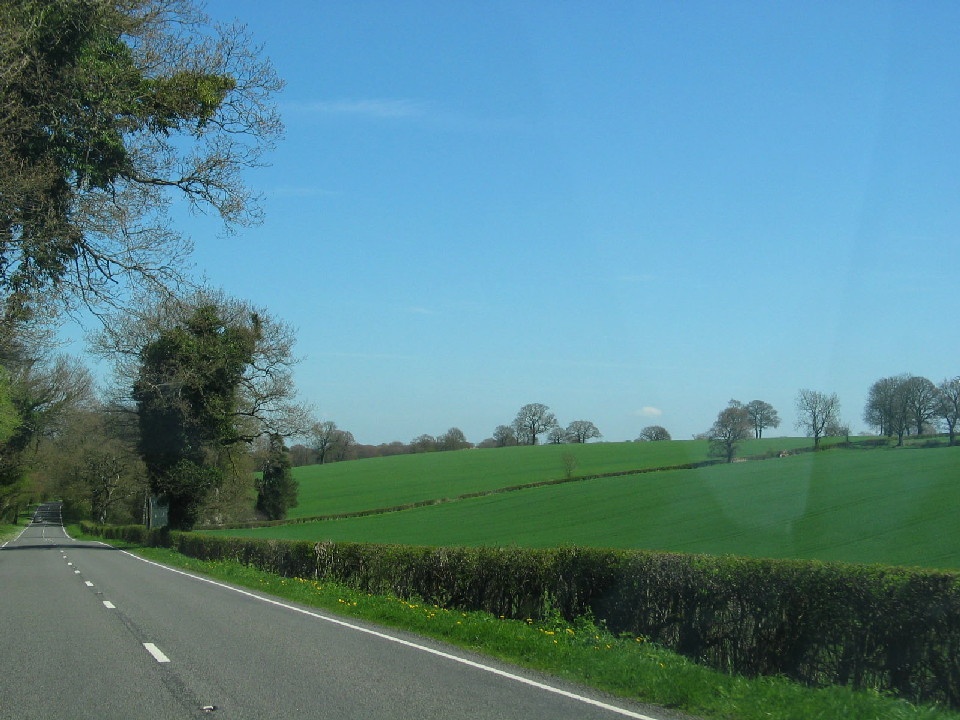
[82,521,960,708]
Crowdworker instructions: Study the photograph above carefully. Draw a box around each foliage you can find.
[134,304,258,529]
[565,420,601,443]
[86,520,960,709]
[0,0,282,330]
[256,434,297,521]
[745,400,780,439]
[637,425,671,442]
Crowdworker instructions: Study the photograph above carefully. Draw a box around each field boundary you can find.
[207,458,725,531]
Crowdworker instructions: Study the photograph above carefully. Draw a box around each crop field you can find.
[217,440,960,570]
[287,437,832,518]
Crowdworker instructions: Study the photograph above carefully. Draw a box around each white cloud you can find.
[637,406,663,418]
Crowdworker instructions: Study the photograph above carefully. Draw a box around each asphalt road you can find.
[0,503,685,720]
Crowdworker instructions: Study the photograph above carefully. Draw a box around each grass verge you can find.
[74,528,960,720]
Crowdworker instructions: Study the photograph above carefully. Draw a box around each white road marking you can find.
[119,550,662,720]
[143,643,170,663]
[74,570,80,575]
[84,581,94,587]
[103,601,116,609]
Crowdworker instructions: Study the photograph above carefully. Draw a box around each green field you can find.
[215,440,960,570]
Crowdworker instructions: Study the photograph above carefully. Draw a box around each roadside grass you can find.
[0,523,19,542]
[78,532,959,720]
[215,444,960,570]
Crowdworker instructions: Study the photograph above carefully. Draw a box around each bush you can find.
[82,523,960,708]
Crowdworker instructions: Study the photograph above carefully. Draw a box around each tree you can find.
[255,434,297,521]
[410,434,438,453]
[547,426,566,444]
[745,400,780,439]
[795,389,841,449]
[133,304,259,530]
[309,421,341,464]
[708,401,752,463]
[864,374,911,444]
[492,425,517,447]
[937,377,960,446]
[438,427,471,451]
[329,429,355,462]
[900,375,939,437]
[565,420,601,444]
[93,288,308,442]
[638,425,671,442]
[0,0,283,332]
[0,355,93,520]
[512,403,558,446]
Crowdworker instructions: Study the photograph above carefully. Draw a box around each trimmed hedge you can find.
[82,521,960,708]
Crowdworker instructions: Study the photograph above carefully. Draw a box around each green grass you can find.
[79,535,959,720]
[216,442,960,570]
[287,438,830,519]
[0,523,20,542]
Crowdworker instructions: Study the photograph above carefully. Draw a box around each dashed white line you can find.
[143,643,170,663]
[103,601,116,609]
[120,550,662,720]
[84,581,94,587]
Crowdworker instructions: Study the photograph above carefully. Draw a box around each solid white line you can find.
[103,601,116,609]
[120,550,661,720]
[143,643,170,663]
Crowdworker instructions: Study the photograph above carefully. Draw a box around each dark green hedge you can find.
[82,522,960,708]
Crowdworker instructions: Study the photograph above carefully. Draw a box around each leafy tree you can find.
[937,377,960,446]
[0,0,282,332]
[795,389,841,449]
[255,434,297,521]
[638,425,671,442]
[512,403,558,446]
[708,400,752,463]
[745,400,780,439]
[565,420,601,444]
[133,304,258,529]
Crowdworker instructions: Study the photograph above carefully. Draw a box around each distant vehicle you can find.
[33,515,42,523]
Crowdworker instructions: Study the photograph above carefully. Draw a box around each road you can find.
[1,503,684,720]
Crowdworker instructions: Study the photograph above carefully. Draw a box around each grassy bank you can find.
[84,532,959,720]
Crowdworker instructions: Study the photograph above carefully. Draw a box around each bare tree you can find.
[565,420,601,444]
[708,401,752,462]
[512,403,559,446]
[745,400,780,439]
[492,425,517,447]
[438,427,471,451]
[637,425,671,442]
[937,377,960,446]
[900,375,939,437]
[795,389,841,449]
[309,421,341,464]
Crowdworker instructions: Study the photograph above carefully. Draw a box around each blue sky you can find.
[104,1,960,445]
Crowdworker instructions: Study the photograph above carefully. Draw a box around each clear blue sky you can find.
[127,1,960,445]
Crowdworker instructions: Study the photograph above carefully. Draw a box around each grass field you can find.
[214,439,960,570]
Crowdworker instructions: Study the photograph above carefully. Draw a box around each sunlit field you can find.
[212,440,960,570]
